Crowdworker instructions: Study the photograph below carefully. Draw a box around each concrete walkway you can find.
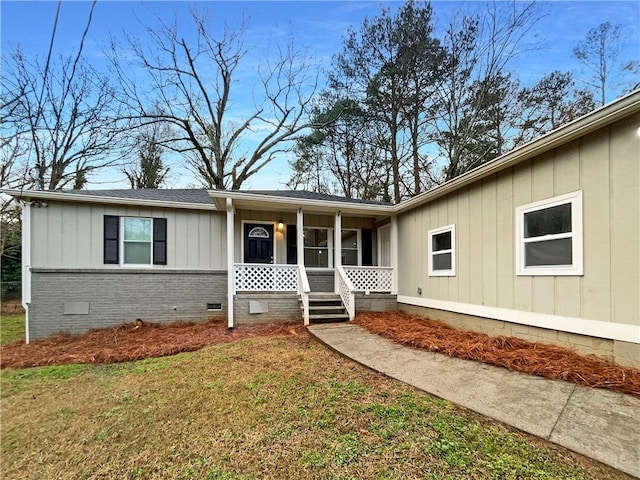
[308,323,640,478]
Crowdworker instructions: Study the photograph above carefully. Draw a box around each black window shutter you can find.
[362,229,373,266]
[104,215,120,264]
[153,218,167,265]
[286,224,297,264]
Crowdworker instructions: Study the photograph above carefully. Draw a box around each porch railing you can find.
[336,266,356,321]
[343,266,393,293]
[233,264,299,293]
[298,267,311,326]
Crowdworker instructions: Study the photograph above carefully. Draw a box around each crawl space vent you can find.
[207,303,222,311]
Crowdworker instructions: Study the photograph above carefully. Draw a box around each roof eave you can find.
[394,89,640,214]
[0,189,218,211]
[208,190,395,215]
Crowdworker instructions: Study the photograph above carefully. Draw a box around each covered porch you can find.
[210,191,398,327]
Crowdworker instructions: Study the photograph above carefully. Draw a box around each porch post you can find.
[334,210,342,292]
[226,198,235,329]
[390,214,398,294]
[296,208,304,268]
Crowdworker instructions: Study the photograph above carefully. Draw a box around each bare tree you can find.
[109,9,319,190]
[573,22,623,106]
[433,1,542,181]
[1,49,122,190]
[515,71,595,145]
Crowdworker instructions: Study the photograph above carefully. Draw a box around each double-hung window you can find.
[515,190,583,276]
[428,224,455,276]
[303,228,331,268]
[340,229,360,266]
[104,215,167,266]
[123,217,153,265]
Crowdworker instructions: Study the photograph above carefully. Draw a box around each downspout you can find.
[226,198,235,329]
[334,210,342,292]
[21,201,32,343]
[390,214,398,295]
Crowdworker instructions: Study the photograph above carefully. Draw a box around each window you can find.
[341,229,360,266]
[428,224,456,276]
[103,215,167,266]
[303,228,330,267]
[123,217,152,265]
[516,190,583,276]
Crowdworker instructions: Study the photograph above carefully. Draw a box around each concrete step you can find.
[308,313,350,324]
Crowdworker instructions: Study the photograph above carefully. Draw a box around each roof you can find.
[241,190,390,206]
[0,188,217,210]
[63,188,213,205]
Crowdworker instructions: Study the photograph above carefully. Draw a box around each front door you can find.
[244,223,274,263]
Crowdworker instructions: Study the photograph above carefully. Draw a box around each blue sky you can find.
[2,1,639,189]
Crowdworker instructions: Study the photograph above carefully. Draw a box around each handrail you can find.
[336,265,356,321]
[298,266,311,326]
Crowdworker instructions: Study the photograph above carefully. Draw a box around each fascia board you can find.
[207,190,395,215]
[0,189,219,211]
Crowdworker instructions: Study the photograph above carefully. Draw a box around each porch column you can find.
[334,210,342,292]
[226,198,235,329]
[296,208,304,268]
[390,214,398,294]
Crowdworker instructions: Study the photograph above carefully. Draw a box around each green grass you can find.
[1,332,628,479]
[0,313,25,346]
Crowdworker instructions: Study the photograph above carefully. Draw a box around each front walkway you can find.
[308,323,640,478]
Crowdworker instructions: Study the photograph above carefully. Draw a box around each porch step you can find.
[306,293,349,324]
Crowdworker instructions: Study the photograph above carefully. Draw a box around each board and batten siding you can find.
[398,112,640,328]
[30,202,226,270]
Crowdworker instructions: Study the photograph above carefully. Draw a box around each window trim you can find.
[120,217,154,267]
[340,228,361,266]
[303,227,333,269]
[428,224,456,277]
[515,190,583,276]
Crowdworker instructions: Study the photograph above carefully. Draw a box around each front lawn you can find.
[1,332,628,479]
[0,313,24,346]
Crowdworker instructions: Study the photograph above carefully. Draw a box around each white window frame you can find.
[428,224,456,277]
[340,228,361,266]
[303,227,333,269]
[515,190,583,276]
[120,217,153,267]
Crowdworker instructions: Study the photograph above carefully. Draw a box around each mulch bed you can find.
[2,312,639,398]
[0,319,306,369]
[355,311,640,397]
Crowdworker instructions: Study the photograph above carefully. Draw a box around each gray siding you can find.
[29,269,227,339]
[398,113,640,327]
[30,203,226,270]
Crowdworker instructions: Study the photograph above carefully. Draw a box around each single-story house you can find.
[3,90,639,368]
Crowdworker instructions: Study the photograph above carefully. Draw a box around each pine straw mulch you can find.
[354,311,640,398]
[0,319,306,369]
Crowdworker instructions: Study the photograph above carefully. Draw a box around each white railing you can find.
[298,267,311,325]
[233,263,299,293]
[336,265,356,321]
[343,266,393,293]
